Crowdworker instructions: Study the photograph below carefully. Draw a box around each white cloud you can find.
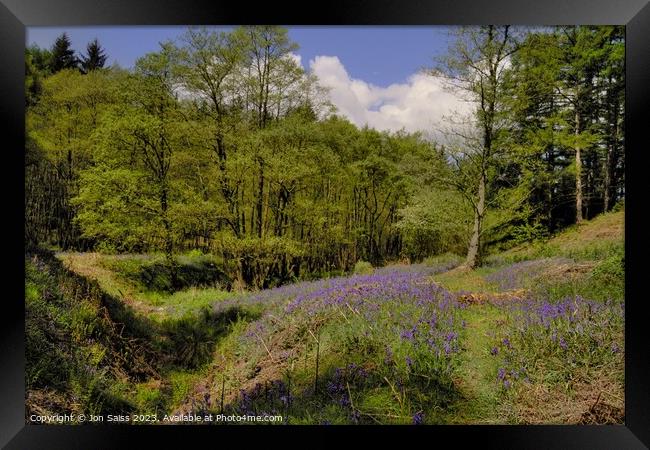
[309,55,470,139]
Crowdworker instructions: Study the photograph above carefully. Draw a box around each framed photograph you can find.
[2,0,649,447]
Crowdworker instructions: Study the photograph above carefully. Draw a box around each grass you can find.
[432,266,500,293]
[443,304,507,424]
[25,250,155,418]
[138,288,235,317]
[427,209,624,423]
[30,208,624,424]
[57,252,236,319]
[486,209,624,265]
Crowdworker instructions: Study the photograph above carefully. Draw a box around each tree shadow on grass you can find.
[187,360,464,425]
[25,247,261,416]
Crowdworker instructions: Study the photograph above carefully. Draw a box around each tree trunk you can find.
[215,132,240,237]
[256,158,264,238]
[160,185,178,289]
[603,148,612,212]
[603,96,619,212]
[575,109,583,224]
[466,171,486,268]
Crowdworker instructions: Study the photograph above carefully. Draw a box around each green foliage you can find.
[134,383,166,415]
[422,253,463,268]
[161,306,255,368]
[25,252,140,416]
[396,189,470,260]
[352,260,373,275]
[509,221,549,246]
[25,25,626,424]
[27,25,625,280]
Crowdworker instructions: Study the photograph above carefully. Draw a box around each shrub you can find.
[353,260,373,275]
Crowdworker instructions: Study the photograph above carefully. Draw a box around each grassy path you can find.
[57,252,162,316]
[446,304,507,423]
[430,266,510,424]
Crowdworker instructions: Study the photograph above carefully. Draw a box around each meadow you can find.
[26,208,624,424]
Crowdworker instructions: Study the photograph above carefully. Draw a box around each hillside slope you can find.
[29,208,624,424]
[25,249,159,418]
[169,209,624,424]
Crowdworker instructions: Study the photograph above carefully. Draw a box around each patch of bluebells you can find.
[214,261,462,347]
[325,363,369,421]
[491,295,624,390]
[484,258,573,291]
[228,263,464,366]
[282,266,458,315]
[236,380,291,417]
[215,262,464,422]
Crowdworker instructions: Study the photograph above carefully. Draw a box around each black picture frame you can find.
[2,0,649,448]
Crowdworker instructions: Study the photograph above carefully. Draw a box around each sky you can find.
[27,26,468,135]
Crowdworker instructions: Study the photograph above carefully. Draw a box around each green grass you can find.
[138,287,235,317]
[432,266,501,293]
[36,208,624,424]
[166,370,207,409]
[486,210,624,266]
[25,252,144,417]
[58,252,236,320]
[441,304,507,423]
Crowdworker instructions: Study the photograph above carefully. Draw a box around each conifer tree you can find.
[50,33,78,72]
[81,38,108,73]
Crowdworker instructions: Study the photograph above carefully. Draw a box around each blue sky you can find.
[27,26,451,86]
[26,26,466,135]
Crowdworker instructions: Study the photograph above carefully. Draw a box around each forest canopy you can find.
[25,25,624,289]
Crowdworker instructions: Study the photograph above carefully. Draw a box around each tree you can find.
[554,26,605,224]
[25,45,53,106]
[81,38,108,73]
[509,26,623,227]
[27,25,624,288]
[597,26,624,212]
[171,27,249,238]
[50,33,78,72]
[239,26,300,129]
[74,47,186,282]
[239,26,301,239]
[27,68,119,249]
[432,26,519,268]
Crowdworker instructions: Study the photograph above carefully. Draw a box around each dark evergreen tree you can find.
[50,33,78,72]
[80,38,108,73]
